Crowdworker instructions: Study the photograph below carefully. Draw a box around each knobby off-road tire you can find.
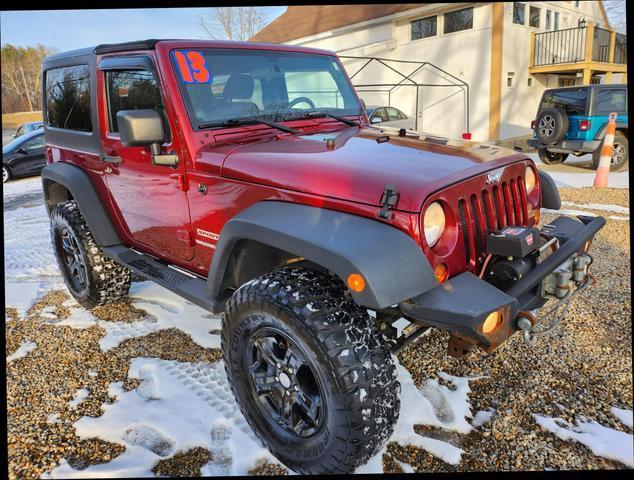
[538,149,569,165]
[223,266,400,474]
[50,200,131,309]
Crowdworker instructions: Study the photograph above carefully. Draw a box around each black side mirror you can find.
[116,109,178,167]
[16,147,28,154]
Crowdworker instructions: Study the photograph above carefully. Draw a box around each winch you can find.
[481,219,595,347]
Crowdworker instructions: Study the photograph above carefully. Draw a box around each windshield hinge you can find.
[378,184,399,220]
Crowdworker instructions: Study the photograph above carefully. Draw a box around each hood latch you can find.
[378,184,399,220]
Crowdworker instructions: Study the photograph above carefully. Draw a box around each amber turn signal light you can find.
[434,263,448,283]
[482,311,502,333]
[347,273,366,293]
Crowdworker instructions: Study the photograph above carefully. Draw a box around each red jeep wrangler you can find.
[41,40,605,474]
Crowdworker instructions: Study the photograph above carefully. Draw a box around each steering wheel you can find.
[288,97,316,109]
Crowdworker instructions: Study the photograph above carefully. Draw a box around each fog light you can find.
[347,273,366,293]
[434,263,448,283]
[482,311,502,333]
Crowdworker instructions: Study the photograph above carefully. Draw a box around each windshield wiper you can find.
[291,110,360,127]
[198,118,299,134]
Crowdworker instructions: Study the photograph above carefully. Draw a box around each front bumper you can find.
[399,215,605,355]
[528,138,601,153]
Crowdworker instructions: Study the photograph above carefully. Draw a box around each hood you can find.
[211,126,530,212]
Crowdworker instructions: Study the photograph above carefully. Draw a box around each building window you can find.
[554,11,560,30]
[528,77,533,87]
[45,65,92,132]
[443,7,473,34]
[575,1,580,7]
[507,75,514,87]
[529,6,541,27]
[546,10,552,29]
[513,3,526,25]
[411,16,437,40]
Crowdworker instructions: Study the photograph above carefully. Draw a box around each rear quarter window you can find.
[45,65,92,132]
[541,88,588,115]
[594,89,627,115]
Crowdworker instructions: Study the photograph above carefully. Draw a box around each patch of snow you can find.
[88,370,98,378]
[47,413,61,425]
[68,388,90,409]
[359,361,484,472]
[4,282,45,319]
[534,414,634,467]
[394,458,415,473]
[562,201,629,215]
[472,409,495,428]
[45,358,283,478]
[611,407,633,429]
[7,341,37,363]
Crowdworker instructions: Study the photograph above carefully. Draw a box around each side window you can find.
[386,107,401,121]
[105,69,165,134]
[595,89,626,115]
[374,108,388,122]
[397,109,407,120]
[23,134,45,151]
[45,64,92,132]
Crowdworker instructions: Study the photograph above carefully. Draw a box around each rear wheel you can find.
[3,165,10,183]
[223,266,399,474]
[592,131,628,171]
[50,200,131,308]
[538,149,568,165]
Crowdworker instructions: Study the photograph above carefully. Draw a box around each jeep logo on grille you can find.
[486,172,502,184]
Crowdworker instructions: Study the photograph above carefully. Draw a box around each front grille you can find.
[458,174,528,269]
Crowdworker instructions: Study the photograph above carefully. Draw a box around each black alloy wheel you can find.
[246,326,325,438]
[56,226,89,294]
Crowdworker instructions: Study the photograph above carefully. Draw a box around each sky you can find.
[0,7,287,51]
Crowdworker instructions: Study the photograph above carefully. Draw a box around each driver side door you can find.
[98,55,194,262]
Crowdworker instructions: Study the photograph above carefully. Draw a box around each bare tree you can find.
[1,44,56,113]
[198,7,266,41]
[602,0,626,33]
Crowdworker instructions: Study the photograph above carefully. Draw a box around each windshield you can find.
[171,48,361,128]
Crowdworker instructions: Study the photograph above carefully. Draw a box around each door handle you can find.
[100,154,122,164]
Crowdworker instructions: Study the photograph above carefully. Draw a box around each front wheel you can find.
[3,165,10,183]
[593,131,628,171]
[538,149,568,165]
[222,267,400,474]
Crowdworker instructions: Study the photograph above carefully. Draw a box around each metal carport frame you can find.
[339,56,470,136]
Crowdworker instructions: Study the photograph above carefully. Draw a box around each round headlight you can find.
[525,166,537,194]
[424,201,446,247]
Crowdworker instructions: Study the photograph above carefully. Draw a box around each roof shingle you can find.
[250,4,424,43]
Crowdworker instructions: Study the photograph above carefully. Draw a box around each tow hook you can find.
[517,316,537,347]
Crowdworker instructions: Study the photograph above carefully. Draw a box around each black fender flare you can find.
[207,201,437,310]
[41,162,122,246]
[538,170,561,210]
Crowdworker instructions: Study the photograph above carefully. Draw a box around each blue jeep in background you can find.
[528,84,628,171]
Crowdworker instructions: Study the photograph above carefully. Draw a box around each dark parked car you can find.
[12,121,44,139]
[2,129,46,183]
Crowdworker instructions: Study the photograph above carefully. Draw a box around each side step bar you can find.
[102,246,218,312]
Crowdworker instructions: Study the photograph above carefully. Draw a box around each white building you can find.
[251,2,626,145]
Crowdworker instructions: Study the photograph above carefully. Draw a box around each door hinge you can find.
[171,174,189,191]
[378,184,399,220]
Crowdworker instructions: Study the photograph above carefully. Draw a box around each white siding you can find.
[500,1,609,140]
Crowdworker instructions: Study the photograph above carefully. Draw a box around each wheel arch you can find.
[207,201,437,311]
[41,162,122,247]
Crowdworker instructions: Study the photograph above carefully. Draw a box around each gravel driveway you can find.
[5,184,632,477]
